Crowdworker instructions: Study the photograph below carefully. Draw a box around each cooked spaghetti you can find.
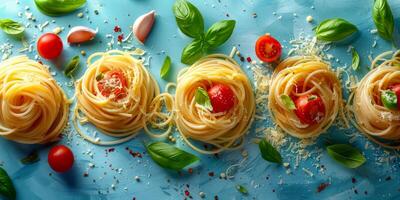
[74,50,172,145]
[0,56,69,144]
[268,56,342,138]
[349,51,400,148]
[175,54,255,154]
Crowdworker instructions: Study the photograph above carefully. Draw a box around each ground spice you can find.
[317,183,329,193]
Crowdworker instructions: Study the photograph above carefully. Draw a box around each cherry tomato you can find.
[389,84,400,109]
[255,34,282,63]
[207,84,236,113]
[294,94,325,125]
[97,70,127,100]
[48,145,74,173]
[37,33,63,59]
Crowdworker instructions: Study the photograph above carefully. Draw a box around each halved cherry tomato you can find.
[37,33,63,59]
[207,84,236,113]
[389,84,400,109]
[48,145,74,173]
[97,70,127,100]
[294,94,325,125]
[255,34,282,63]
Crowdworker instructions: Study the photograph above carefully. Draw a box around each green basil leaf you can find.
[351,48,360,71]
[20,151,40,165]
[0,19,25,37]
[195,87,213,111]
[326,144,366,168]
[0,167,16,200]
[34,0,86,16]
[314,18,358,42]
[280,94,296,110]
[381,90,398,110]
[205,20,236,49]
[95,73,104,81]
[181,38,206,64]
[236,184,248,194]
[373,0,394,41]
[172,0,204,38]
[146,142,199,171]
[160,56,171,79]
[259,138,282,164]
[64,56,80,77]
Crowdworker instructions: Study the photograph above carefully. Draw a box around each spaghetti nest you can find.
[349,51,400,148]
[0,56,69,144]
[268,56,342,138]
[74,50,172,145]
[175,54,255,154]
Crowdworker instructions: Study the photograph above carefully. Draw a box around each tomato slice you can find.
[294,94,325,125]
[389,84,400,109]
[207,84,236,113]
[97,70,128,100]
[255,34,282,63]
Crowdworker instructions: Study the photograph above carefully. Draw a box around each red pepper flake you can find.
[38,61,43,65]
[208,172,214,177]
[246,57,252,62]
[188,168,193,174]
[107,148,115,152]
[118,34,124,42]
[317,182,330,193]
[83,172,89,177]
[114,26,121,32]
[184,190,190,196]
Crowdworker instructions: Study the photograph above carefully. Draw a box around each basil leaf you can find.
[160,56,171,79]
[34,0,86,16]
[172,0,204,38]
[259,138,282,164]
[181,38,206,64]
[236,184,248,194]
[351,48,360,71]
[0,19,24,37]
[146,142,199,171]
[381,90,398,110]
[373,0,394,41]
[195,87,213,111]
[205,20,236,49]
[280,94,296,110]
[0,167,16,200]
[20,151,40,165]
[326,144,366,168]
[314,18,358,42]
[64,56,80,77]
[95,73,104,81]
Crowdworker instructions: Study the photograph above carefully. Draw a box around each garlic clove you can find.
[132,10,155,44]
[67,26,97,44]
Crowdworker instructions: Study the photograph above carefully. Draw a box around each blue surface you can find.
[0,0,400,199]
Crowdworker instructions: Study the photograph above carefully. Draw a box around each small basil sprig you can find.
[145,142,199,171]
[280,94,296,110]
[326,144,366,168]
[64,56,80,77]
[381,90,398,110]
[173,0,236,64]
[314,18,358,42]
[351,47,360,71]
[0,167,16,200]
[34,0,86,16]
[0,19,25,38]
[372,0,394,41]
[259,138,282,164]
[20,151,40,165]
[236,184,248,195]
[160,56,171,79]
[195,87,213,111]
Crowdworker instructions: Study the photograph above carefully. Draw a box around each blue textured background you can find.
[0,0,400,199]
